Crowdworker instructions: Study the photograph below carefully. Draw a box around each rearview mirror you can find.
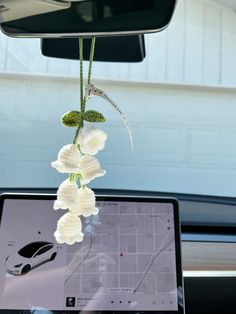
[0,0,177,38]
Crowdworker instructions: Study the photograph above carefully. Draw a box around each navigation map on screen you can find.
[0,198,179,312]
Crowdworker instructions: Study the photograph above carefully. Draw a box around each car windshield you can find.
[18,242,50,258]
[0,2,236,200]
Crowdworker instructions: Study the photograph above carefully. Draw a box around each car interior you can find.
[0,0,236,313]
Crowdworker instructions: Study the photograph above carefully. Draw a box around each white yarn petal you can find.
[51,144,81,174]
[79,155,106,185]
[78,126,107,156]
[54,179,80,211]
[76,187,99,217]
[54,213,84,245]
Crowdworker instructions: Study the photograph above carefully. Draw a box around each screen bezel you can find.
[0,193,185,314]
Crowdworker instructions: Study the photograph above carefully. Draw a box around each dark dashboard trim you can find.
[1,187,236,205]
[1,188,236,237]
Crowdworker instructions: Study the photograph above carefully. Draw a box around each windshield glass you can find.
[18,242,49,258]
[0,0,235,198]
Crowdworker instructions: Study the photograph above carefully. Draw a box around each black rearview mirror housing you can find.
[41,36,146,63]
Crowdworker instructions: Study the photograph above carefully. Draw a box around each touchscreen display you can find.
[0,198,179,312]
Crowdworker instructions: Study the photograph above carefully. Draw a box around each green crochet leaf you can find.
[84,110,106,123]
[61,111,82,127]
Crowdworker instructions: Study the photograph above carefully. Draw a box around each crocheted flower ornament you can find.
[52,126,107,245]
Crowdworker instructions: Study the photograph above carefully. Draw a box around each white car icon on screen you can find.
[5,241,60,275]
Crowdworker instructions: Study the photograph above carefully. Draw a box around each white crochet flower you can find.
[51,144,81,173]
[54,212,84,245]
[77,187,99,217]
[78,126,107,155]
[54,179,80,211]
[79,155,106,185]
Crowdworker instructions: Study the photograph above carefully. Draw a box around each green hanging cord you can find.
[82,37,96,113]
[79,37,84,113]
[73,37,96,145]
[72,38,84,145]
[88,37,96,86]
